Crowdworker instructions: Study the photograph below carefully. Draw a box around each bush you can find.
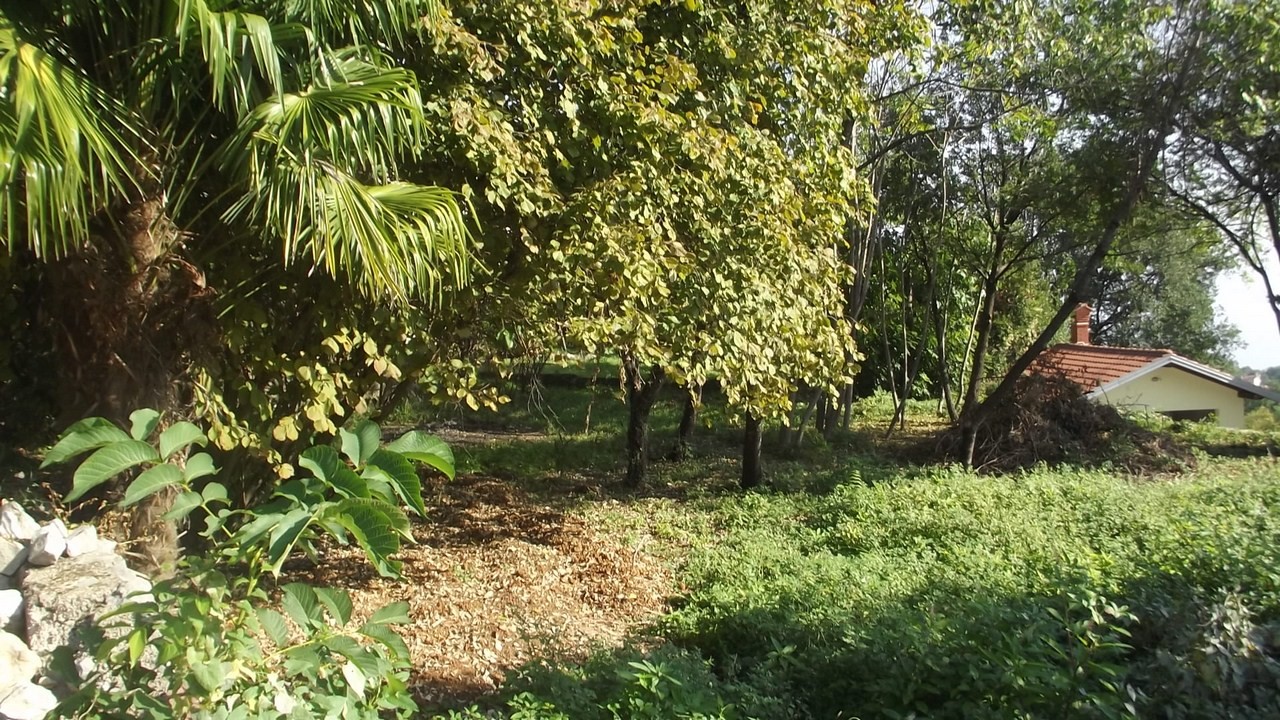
[652,460,1280,719]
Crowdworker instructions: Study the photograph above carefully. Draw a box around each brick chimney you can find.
[1071,303,1091,344]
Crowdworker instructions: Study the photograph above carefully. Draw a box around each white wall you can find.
[1093,367,1246,428]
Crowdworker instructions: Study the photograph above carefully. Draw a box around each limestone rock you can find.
[20,551,151,658]
[26,522,66,567]
[0,682,57,720]
[0,505,39,543]
[0,590,21,636]
[0,540,26,578]
[0,631,38,697]
[63,526,104,558]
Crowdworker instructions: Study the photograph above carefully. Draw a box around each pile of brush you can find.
[940,374,1195,474]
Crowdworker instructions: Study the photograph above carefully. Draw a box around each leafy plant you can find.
[53,564,418,719]
[42,411,453,579]
[232,420,453,577]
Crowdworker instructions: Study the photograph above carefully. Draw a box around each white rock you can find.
[0,505,38,543]
[62,526,100,558]
[0,540,26,578]
[21,550,152,658]
[0,591,21,636]
[0,631,39,696]
[26,521,67,567]
[0,682,58,720]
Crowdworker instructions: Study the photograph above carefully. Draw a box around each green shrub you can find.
[40,411,452,719]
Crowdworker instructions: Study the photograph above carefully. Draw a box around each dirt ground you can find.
[295,473,673,707]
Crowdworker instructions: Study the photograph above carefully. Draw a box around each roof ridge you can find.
[1048,343,1173,356]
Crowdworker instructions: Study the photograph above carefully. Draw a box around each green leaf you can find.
[41,418,129,468]
[191,660,228,693]
[184,452,218,482]
[129,409,161,441]
[385,431,455,479]
[283,644,323,678]
[163,490,204,522]
[127,627,146,666]
[266,508,314,573]
[366,601,411,626]
[363,449,426,516]
[67,441,160,503]
[257,608,291,647]
[359,621,410,660]
[299,446,369,498]
[339,420,382,466]
[325,499,406,578]
[201,481,229,504]
[281,583,324,630]
[313,586,354,626]
[121,465,185,507]
[159,422,208,459]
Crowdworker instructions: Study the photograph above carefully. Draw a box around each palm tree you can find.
[0,0,472,422]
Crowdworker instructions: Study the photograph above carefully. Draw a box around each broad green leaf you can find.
[127,627,147,666]
[363,449,426,516]
[342,661,367,698]
[366,601,411,626]
[41,418,128,468]
[191,661,228,693]
[121,464,184,507]
[359,621,410,660]
[299,446,369,498]
[129,409,161,441]
[339,420,382,466]
[163,490,204,521]
[313,586,354,626]
[266,508,314,573]
[159,422,208,459]
[283,644,323,677]
[184,452,218,482]
[256,608,291,647]
[201,481,229,504]
[281,583,324,629]
[232,511,284,547]
[325,499,404,578]
[385,431,455,479]
[68,441,160,502]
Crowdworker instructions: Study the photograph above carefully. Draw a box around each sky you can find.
[1217,265,1280,371]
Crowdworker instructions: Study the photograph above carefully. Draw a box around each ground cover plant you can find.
[410,380,1280,719]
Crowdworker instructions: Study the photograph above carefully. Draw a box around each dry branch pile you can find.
[940,375,1194,474]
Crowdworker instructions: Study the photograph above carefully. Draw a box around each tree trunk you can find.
[741,412,763,489]
[624,357,664,488]
[46,195,213,574]
[669,387,699,461]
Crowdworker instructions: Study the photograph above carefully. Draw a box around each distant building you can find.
[1028,304,1280,428]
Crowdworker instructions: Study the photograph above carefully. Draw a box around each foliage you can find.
[40,410,450,718]
[41,411,453,579]
[639,460,1280,719]
[53,568,417,720]
[438,645,738,720]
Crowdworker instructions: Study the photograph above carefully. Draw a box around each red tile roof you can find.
[1028,344,1173,390]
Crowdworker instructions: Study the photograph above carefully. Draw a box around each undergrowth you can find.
[444,458,1280,719]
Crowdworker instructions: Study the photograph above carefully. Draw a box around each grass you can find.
[402,377,1280,719]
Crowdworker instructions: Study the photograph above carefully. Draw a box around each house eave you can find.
[1086,355,1280,403]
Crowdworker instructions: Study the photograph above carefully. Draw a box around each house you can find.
[1028,304,1280,428]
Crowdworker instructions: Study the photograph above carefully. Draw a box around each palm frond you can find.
[280,0,446,49]
[174,0,305,112]
[241,52,425,181]
[243,158,469,303]
[0,20,144,257]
